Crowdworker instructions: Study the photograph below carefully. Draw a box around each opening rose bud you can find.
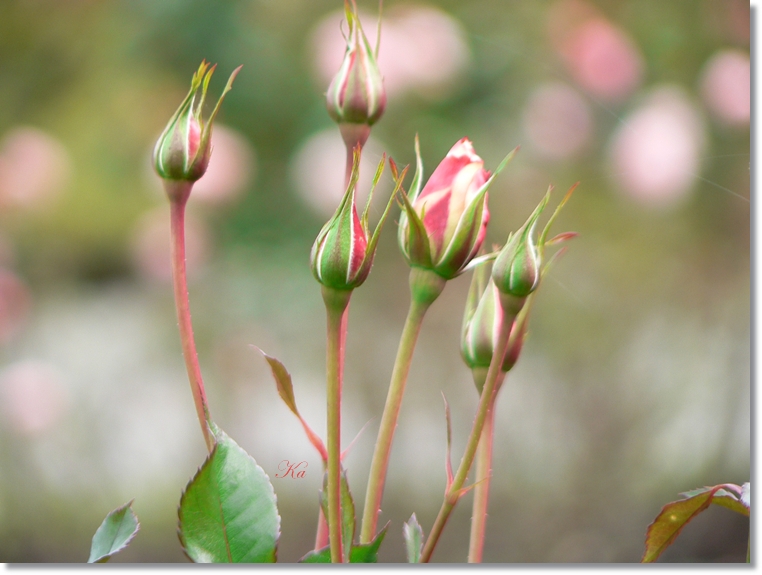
[398,136,517,280]
[311,146,405,291]
[153,61,242,186]
[325,1,386,131]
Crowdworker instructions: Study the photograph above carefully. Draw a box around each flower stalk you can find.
[154,62,240,452]
[468,394,496,563]
[322,286,352,562]
[360,267,446,543]
[419,310,513,563]
[167,185,214,452]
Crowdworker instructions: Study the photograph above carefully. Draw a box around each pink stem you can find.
[169,195,213,452]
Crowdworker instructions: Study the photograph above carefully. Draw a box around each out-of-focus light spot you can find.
[549,1,644,103]
[0,360,69,435]
[310,5,470,101]
[289,129,389,218]
[0,268,31,344]
[146,125,255,205]
[129,206,211,282]
[609,86,706,208]
[0,127,72,209]
[699,49,750,127]
[184,125,256,204]
[522,82,593,161]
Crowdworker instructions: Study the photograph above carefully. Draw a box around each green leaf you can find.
[642,486,723,562]
[403,513,423,563]
[319,467,356,561]
[299,522,389,563]
[179,427,280,563]
[88,500,140,563]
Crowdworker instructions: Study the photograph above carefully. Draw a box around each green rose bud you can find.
[153,61,241,186]
[310,147,405,291]
[492,192,550,316]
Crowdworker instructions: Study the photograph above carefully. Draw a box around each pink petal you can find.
[349,205,368,279]
[417,189,451,254]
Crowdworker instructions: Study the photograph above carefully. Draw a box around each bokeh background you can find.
[0,0,750,563]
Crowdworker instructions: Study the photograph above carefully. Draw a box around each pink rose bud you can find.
[311,147,405,291]
[398,137,516,280]
[326,1,386,130]
[154,61,241,185]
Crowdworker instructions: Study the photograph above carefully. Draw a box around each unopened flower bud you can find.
[311,147,403,291]
[326,1,386,132]
[154,61,241,187]
[399,137,516,280]
[492,193,549,316]
[461,263,528,394]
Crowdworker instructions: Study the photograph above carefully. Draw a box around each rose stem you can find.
[168,183,214,453]
[360,268,445,543]
[322,286,352,562]
[420,317,511,562]
[467,386,499,563]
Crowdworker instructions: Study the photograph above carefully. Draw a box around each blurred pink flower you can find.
[0,127,71,209]
[289,128,389,218]
[609,86,706,208]
[311,4,469,101]
[522,82,594,161]
[130,206,212,282]
[0,267,31,344]
[0,360,69,435]
[699,49,750,126]
[190,125,256,204]
[147,124,255,205]
[549,1,644,103]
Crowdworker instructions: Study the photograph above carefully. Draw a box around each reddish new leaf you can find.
[642,486,722,562]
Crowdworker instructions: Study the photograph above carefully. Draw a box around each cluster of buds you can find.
[462,185,578,389]
[153,61,241,198]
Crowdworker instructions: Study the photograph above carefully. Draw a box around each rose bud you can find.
[311,146,405,291]
[492,190,550,318]
[398,136,516,280]
[153,61,241,189]
[326,0,386,148]
[461,263,526,394]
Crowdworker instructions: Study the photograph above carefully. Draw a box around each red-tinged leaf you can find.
[679,484,750,518]
[713,493,750,517]
[254,346,328,462]
[544,231,579,246]
[642,486,723,562]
